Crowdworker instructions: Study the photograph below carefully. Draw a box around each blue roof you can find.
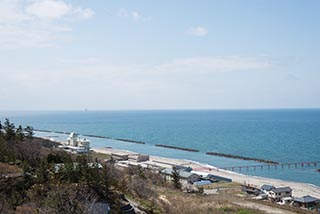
[179,170,193,178]
[193,180,212,186]
[206,174,232,182]
[271,187,292,193]
[294,195,320,203]
[261,184,275,191]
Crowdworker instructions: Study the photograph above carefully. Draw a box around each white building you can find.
[268,187,292,201]
[61,132,90,153]
[261,184,292,201]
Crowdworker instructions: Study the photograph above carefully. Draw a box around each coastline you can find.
[93,147,320,198]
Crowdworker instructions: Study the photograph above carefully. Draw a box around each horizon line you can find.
[1,107,320,112]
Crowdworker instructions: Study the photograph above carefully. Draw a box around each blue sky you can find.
[0,0,319,110]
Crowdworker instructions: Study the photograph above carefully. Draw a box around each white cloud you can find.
[157,56,274,73]
[73,7,94,19]
[117,8,129,17]
[132,11,141,21]
[187,26,208,37]
[117,8,146,22]
[0,0,94,49]
[25,0,94,20]
[25,0,72,19]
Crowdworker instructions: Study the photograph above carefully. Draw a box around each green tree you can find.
[171,166,181,190]
[36,159,49,183]
[0,120,3,139]
[3,118,15,142]
[16,125,25,141]
[24,126,34,140]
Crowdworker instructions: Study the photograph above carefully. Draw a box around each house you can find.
[293,195,320,209]
[277,197,293,205]
[268,187,292,201]
[111,153,129,161]
[160,168,201,184]
[178,171,201,184]
[261,185,292,201]
[175,166,193,172]
[205,174,232,182]
[261,184,275,194]
[242,185,261,196]
[128,154,149,162]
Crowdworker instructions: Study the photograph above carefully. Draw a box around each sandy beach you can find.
[93,147,320,198]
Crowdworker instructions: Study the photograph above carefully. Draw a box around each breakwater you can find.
[155,144,199,152]
[206,152,279,164]
[35,129,71,135]
[83,134,112,139]
[35,129,145,145]
[115,138,145,144]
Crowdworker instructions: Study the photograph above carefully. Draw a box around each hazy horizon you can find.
[1,107,320,113]
[1,0,320,110]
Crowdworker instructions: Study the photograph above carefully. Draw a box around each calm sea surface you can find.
[1,110,320,186]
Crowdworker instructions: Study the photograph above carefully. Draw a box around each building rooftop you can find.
[271,187,292,193]
[261,184,275,191]
[178,170,193,179]
[294,195,320,203]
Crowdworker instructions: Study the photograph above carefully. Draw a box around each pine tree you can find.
[16,125,25,141]
[172,166,181,190]
[24,126,34,140]
[0,120,3,138]
[3,118,15,142]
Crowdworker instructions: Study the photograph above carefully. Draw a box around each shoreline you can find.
[93,147,320,198]
[37,133,320,198]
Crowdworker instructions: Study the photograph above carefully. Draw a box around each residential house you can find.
[178,171,201,184]
[261,184,275,194]
[205,174,232,182]
[293,195,320,209]
[277,197,293,205]
[268,187,292,201]
[160,168,201,184]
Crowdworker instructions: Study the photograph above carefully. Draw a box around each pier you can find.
[221,161,320,171]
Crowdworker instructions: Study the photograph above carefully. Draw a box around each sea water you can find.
[1,109,319,186]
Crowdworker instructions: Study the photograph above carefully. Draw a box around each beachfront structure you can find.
[242,185,261,196]
[205,174,232,182]
[293,195,320,209]
[129,154,150,162]
[160,168,201,184]
[261,184,275,194]
[111,153,129,161]
[277,197,293,205]
[268,187,292,201]
[179,171,201,184]
[260,185,293,201]
[62,132,90,153]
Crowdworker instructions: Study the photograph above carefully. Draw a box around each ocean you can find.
[1,109,319,186]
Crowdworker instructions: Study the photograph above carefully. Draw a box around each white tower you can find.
[67,132,79,146]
